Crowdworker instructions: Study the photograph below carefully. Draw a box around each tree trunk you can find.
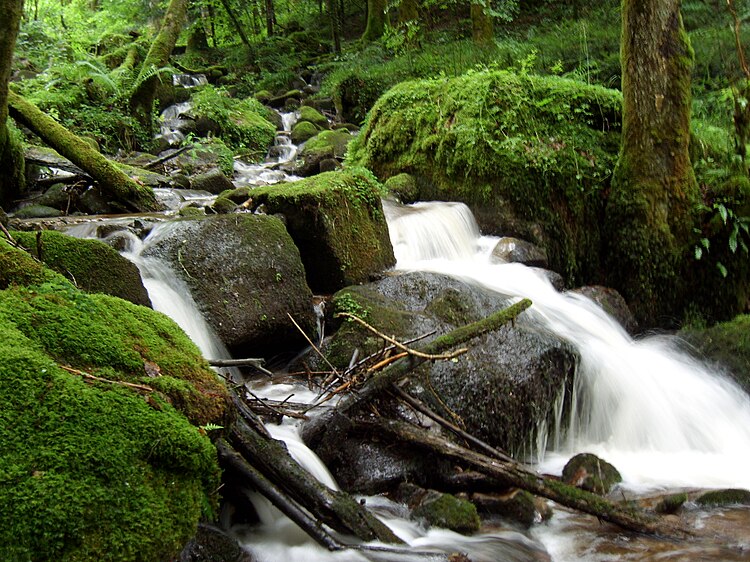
[265,0,275,36]
[471,2,494,45]
[327,0,341,54]
[605,0,699,326]
[8,92,160,212]
[130,0,188,127]
[219,0,252,48]
[0,0,25,208]
[361,0,388,42]
[398,0,419,24]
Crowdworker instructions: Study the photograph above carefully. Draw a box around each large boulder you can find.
[304,271,575,459]
[348,69,622,287]
[142,214,316,356]
[11,230,151,307]
[0,242,225,560]
[561,452,622,495]
[293,129,353,177]
[249,170,395,293]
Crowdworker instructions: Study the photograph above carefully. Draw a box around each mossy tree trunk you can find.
[471,1,494,46]
[8,92,160,212]
[605,0,699,326]
[327,0,342,54]
[129,0,188,127]
[361,0,388,42]
[219,0,251,48]
[0,0,25,208]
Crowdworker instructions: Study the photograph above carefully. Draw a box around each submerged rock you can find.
[250,170,395,293]
[142,214,316,356]
[571,285,638,335]
[561,452,622,495]
[398,483,480,535]
[490,237,548,268]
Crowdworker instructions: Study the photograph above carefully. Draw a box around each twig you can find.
[245,389,308,420]
[60,365,154,392]
[288,313,340,376]
[144,145,192,169]
[208,357,273,376]
[336,312,468,361]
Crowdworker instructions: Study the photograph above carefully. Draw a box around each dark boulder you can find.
[562,452,622,495]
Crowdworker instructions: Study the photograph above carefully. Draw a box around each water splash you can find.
[384,199,750,491]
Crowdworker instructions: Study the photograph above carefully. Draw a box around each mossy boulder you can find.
[142,214,316,356]
[679,315,750,392]
[309,271,574,455]
[398,484,480,535]
[332,71,388,125]
[470,489,551,528]
[295,129,354,177]
[13,204,63,219]
[291,120,319,145]
[11,230,151,307]
[0,256,226,560]
[249,169,395,293]
[190,86,276,159]
[384,173,419,203]
[166,138,236,176]
[694,488,750,507]
[562,453,622,495]
[191,168,235,195]
[298,105,329,130]
[348,69,622,286]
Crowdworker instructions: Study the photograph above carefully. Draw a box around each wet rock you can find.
[531,267,565,291]
[171,173,192,190]
[570,285,638,335]
[490,237,548,268]
[318,158,339,173]
[167,139,236,177]
[142,214,315,355]
[12,204,63,219]
[562,452,622,495]
[385,173,419,204]
[249,170,394,293]
[209,196,237,214]
[470,489,552,527]
[191,168,234,195]
[37,182,72,210]
[268,89,303,109]
[79,186,117,214]
[655,492,688,514]
[398,483,480,535]
[695,488,750,507]
[180,524,255,562]
[294,130,353,177]
[253,90,272,104]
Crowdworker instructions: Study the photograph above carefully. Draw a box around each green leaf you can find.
[695,246,703,260]
[718,204,729,224]
[717,262,728,277]
[729,227,738,253]
[701,238,710,250]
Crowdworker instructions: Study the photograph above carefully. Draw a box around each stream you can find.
[64,108,750,560]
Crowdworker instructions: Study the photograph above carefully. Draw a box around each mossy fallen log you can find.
[8,91,160,212]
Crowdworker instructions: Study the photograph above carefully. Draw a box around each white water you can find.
[384,199,750,493]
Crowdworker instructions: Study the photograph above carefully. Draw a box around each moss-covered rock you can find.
[400,484,480,535]
[470,489,549,528]
[11,230,151,307]
[562,453,622,495]
[695,488,750,507]
[191,168,235,195]
[291,120,319,145]
[167,138,236,177]
[295,129,354,176]
[680,315,750,392]
[190,86,276,159]
[298,105,329,130]
[384,173,419,203]
[249,169,395,293]
[142,214,316,355]
[0,265,225,560]
[348,69,622,286]
[0,237,55,289]
[13,204,63,219]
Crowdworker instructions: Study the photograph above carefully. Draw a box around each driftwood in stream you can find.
[366,417,689,538]
[225,381,401,544]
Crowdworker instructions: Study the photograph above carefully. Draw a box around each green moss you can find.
[348,69,621,286]
[0,320,219,561]
[298,106,329,129]
[655,492,688,514]
[303,129,353,159]
[250,169,394,292]
[0,282,228,425]
[695,488,750,507]
[412,492,481,535]
[291,121,319,145]
[0,237,56,289]
[384,173,419,203]
[191,86,276,159]
[12,230,150,306]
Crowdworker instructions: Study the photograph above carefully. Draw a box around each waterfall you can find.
[383,199,750,492]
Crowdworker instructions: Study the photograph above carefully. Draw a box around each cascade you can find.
[383,199,750,492]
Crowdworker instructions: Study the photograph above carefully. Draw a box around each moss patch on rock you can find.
[0,265,224,560]
[412,491,480,535]
[12,230,151,307]
[348,69,622,285]
[695,488,750,507]
[250,169,395,292]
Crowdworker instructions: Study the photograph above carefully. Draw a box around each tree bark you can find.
[0,0,25,207]
[265,0,276,36]
[219,0,252,48]
[471,2,494,45]
[361,0,388,42]
[130,0,188,126]
[398,0,419,24]
[8,92,160,212]
[327,0,341,54]
[605,0,699,326]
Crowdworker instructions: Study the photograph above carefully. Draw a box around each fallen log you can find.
[8,92,160,212]
[228,416,402,544]
[368,417,690,538]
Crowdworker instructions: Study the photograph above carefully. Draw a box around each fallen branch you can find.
[208,357,273,376]
[144,145,191,169]
[369,417,690,538]
[60,365,154,393]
